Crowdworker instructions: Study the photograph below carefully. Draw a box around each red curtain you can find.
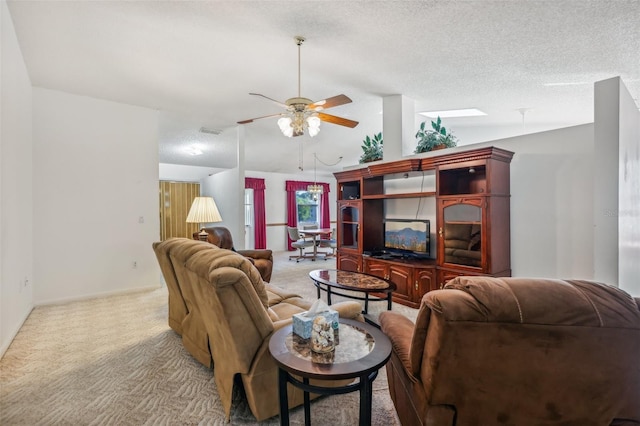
[285,180,331,250]
[245,177,267,249]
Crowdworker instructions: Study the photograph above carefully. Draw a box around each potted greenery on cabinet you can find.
[415,116,458,153]
[359,132,383,163]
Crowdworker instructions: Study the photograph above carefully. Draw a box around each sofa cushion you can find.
[264,283,302,307]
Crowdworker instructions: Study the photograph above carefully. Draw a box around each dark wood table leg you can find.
[359,373,373,426]
[316,282,321,299]
[327,286,332,305]
[303,377,311,426]
[364,292,369,314]
[387,292,392,310]
[278,368,289,426]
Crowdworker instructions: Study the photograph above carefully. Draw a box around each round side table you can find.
[268,318,391,426]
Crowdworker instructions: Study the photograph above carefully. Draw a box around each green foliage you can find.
[296,191,317,222]
[414,116,458,153]
[297,205,314,221]
[359,132,383,163]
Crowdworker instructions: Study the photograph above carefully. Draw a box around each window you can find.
[296,190,319,227]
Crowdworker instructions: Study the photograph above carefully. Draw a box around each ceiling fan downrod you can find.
[295,36,305,98]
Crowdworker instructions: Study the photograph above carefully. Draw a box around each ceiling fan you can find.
[237,36,359,137]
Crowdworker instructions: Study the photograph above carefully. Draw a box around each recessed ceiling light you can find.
[185,147,203,156]
[418,108,487,118]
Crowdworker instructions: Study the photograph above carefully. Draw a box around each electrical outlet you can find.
[138,216,144,223]
[133,261,137,269]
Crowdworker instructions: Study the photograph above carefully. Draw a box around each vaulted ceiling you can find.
[7,0,640,175]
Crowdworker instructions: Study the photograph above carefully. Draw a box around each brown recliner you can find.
[152,238,365,421]
[193,226,273,282]
[380,276,640,426]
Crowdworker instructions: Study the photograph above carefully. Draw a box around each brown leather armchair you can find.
[380,276,640,425]
[193,226,273,282]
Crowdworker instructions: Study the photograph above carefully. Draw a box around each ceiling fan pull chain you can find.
[298,141,304,171]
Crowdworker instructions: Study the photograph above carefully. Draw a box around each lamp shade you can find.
[186,197,222,224]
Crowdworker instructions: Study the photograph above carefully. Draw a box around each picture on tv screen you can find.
[384,219,430,255]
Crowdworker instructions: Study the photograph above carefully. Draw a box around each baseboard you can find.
[0,303,34,360]
[35,285,162,307]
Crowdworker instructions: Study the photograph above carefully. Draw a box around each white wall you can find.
[1,0,34,356]
[594,78,622,285]
[484,125,595,279]
[32,88,161,304]
[159,163,221,182]
[201,168,244,249]
[614,79,640,295]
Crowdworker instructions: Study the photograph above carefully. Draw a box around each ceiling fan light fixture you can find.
[238,36,358,134]
[307,115,321,137]
[278,116,293,137]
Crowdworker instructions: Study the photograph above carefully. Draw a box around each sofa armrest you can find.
[237,249,273,261]
[237,250,273,282]
[380,311,417,380]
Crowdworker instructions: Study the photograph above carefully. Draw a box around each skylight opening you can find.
[419,108,487,118]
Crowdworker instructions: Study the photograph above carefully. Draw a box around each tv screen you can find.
[384,219,430,256]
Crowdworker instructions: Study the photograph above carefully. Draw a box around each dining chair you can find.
[287,226,315,262]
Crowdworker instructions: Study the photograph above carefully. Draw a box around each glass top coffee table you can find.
[309,269,396,323]
[268,318,391,426]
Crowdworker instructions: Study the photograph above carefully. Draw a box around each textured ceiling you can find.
[7,0,640,176]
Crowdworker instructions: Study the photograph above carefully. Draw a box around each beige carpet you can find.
[0,251,417,425]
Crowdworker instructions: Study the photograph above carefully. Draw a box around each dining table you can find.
[299,228,333,260]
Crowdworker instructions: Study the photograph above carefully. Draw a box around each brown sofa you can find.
[152,237,364,421]
[193,226,274,282]
[380,276,640,425]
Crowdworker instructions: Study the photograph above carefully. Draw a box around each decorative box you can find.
[293,308,338,339]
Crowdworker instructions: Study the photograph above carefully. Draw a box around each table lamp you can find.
[186,196,222,241]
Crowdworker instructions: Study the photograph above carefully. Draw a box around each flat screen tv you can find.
[384,219,430,257]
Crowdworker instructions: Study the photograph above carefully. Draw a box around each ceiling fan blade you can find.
[237,113,284,125]
[309,94,352,111]
[317,112,359,128]
[249,93,288,108]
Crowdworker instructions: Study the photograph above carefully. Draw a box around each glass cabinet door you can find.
[339,205,359,249]
[440,201,483,268]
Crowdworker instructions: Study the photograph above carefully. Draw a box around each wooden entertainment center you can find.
[334,146,514,308]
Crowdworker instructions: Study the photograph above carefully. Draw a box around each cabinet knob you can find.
[414,280,418,291]
[438,227,443,237]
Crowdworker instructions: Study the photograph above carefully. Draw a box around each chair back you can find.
[287,226,302,241]
[199,227,235,250]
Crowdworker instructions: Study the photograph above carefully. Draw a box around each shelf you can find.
[362,191,436,200]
